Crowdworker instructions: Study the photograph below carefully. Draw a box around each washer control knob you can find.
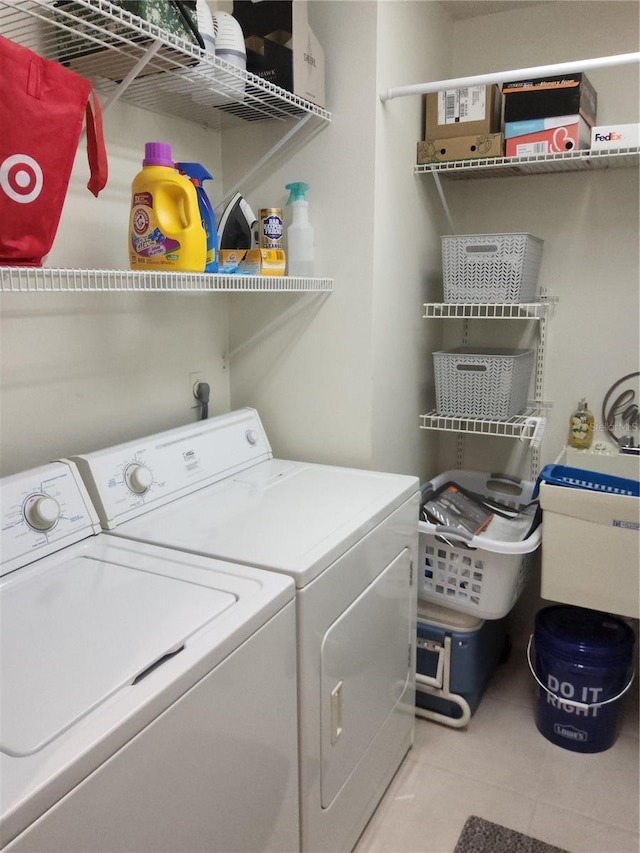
[246,429,259,445]
[24,495,60,531]
[125,464,153,494]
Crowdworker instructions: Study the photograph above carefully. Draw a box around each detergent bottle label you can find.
[130,192,180,262]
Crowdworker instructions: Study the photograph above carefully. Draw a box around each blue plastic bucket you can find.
[528,605,635,753]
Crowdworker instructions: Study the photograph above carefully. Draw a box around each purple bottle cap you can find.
[143,142,174,167]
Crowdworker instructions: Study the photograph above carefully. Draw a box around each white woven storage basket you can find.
[419,471,541,620]
[433,347,534,419]
[442,233,543,303]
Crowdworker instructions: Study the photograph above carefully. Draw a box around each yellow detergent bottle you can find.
[129,142,206,272]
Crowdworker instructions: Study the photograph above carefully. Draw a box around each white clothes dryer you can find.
[0,461,299,853]
[72,407,420,853]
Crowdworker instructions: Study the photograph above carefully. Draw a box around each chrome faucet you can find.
[618,434,640,455]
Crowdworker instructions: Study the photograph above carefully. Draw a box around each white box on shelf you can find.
[590,123,640,150]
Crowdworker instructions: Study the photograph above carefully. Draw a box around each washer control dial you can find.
[246,429,259,445]
[125,463,153,495]
[23,494,60,531]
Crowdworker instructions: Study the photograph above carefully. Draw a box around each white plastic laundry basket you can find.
[419,471,541,620]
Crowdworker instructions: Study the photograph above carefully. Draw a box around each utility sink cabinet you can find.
[539,448,640,619]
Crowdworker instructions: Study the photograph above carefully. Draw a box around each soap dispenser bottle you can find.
[285,182,314,277]
[568,398,595,449]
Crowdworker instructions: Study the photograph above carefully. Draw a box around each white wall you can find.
[225,2,381,468]
[371,1,452,476]
[226,1,452,478]
[1,0,637,495]
[0,100,230,475]
[443,1,640,478]
[3,1,451,480]
[438,1,640,647]
[225,0,639,485]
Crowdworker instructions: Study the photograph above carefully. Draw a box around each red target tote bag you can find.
[0,35,108,266]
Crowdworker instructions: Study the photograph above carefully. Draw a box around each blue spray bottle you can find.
[177,163,219,273]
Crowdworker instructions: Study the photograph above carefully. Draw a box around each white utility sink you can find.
[561,446,640,481]
[538,446,639,619]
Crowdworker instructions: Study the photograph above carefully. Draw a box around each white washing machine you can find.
[72,407,420,853]
[0,461,299,853]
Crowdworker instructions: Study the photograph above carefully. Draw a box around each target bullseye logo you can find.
[0,154,44,204]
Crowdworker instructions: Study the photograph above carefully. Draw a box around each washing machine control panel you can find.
[71,408,272,529]
[1,462,101,575]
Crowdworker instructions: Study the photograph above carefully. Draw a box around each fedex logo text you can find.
[594,132,623,142]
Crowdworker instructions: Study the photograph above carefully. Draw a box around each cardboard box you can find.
[591,123,640,150]
[219,249,246,273]
[219,248,285,276]
[417,133,503,164]
[502,73,597,127]
[232,1,325,107]
[242,248,286,276]
[505,114,580,139]
[425,85,501,140]
[505,116,590,157]
[539,481,639,618]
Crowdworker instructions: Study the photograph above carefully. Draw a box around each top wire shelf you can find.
[0,267,334,293]
[0,0,331,130]
[415,147,639,180]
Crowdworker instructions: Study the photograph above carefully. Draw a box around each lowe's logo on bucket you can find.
[0,154,43,204]
[553,723,588,742]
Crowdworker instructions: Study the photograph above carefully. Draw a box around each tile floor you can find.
[354,646,640,853]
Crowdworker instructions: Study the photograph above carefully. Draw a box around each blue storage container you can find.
[416,599,509,728]
[534,464,640,498]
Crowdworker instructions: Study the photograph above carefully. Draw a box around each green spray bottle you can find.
[285,182,314,277]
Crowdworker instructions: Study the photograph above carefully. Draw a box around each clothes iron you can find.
[217,192,258,249]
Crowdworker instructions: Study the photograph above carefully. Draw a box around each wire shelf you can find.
[415,147,639,180]
[0,0,331,130]
[423,301,554,320]
[0,267,333,293]
[419,408,548,447]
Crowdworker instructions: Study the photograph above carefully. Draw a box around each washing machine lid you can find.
[0,531,293,843]
[116,459,418,587]
[0,539,236,757]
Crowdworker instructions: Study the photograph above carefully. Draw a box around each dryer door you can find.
[320,547,413,808]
